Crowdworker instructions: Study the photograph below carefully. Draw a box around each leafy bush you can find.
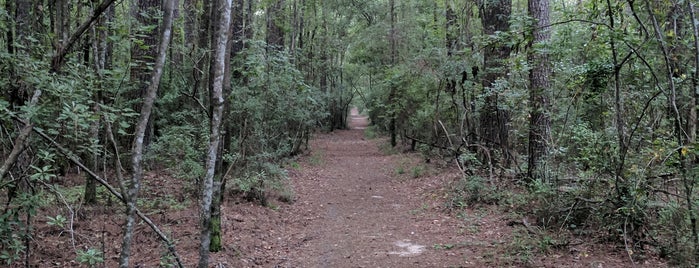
[146,124,207,184]
[447,175,500,209]
[231,162,289,206]
[75,248,104,267]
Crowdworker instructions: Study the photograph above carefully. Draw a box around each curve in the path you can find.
[349,107,369,130]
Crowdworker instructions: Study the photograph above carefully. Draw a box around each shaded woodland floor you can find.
[28,108,667,267]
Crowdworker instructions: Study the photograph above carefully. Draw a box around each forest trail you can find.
[28,108,661,267]
[216,108,658,267]
[277,107,474,267]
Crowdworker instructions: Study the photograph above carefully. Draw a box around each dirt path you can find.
[213,108,663,267]
[28,111,667,266]
[273,108,480,267]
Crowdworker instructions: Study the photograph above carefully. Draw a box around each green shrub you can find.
[364,125,379,139]
[446,175,500,209]
[76,248,104,267]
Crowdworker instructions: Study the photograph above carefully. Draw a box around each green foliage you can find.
[277,185,296,204]
[504,229,536,265]
[308,151,324,166]
[212,41,328,206]
[231,162,290,206]
[363,125,379,139]
[287,161,302,170]
[411,164,426,178]
[393,156,428,178]
[564,124,616,173]
[0,212,25,265]
[46,214,67,229]
[160,251,177,268]
[447,175,501,209]
[75,248,104,267]
[432,243,455,250]
[656,201,694,265]
[0,190,43,265]
[146,124,207,182]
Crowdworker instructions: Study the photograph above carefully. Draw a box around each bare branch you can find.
[51,0,117,72]
[0,89,42,182]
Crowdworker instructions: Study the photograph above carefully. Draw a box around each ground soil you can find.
[26,108,668,267]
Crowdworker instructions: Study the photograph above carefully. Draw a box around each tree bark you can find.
[266,0,286,50]
[388,0,398,147]
[645,0,696,258]
[84,0,114,205]
[688,0,699,258]
[198,0,232,266]
[118,0,175,266]
[210,0,239,252]
[690,0,699,144]
[479,0,512,167]
[127,0,161,147]
[526,0,551,181]
[183,0,198,51]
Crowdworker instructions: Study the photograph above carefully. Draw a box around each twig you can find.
[105,121,127,199]
[437,120,465,174]
[39,180,76,250]
[180,90,211,118]
[467,142,495,186]
[403,134,450,151]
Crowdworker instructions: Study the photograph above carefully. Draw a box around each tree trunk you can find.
[245,0,254,42]
[128,0,161,148]
[198,0,231,266]
[688,1,699,258]
[445,1,462,144]
[388,0,398,147]
[690,0,699,144]
[526,0,551,181]
[84,0,114,205]
[645,0,696,258]
[479,0,512,167]
[50,0,118,72]
[4,0,46,206]
[52,0,71,47]
[183,0,198,51]
[118,0,175,266]
[266,0,286,50]
[210,0,239,252]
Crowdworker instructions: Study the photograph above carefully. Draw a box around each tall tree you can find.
[84,0,115,205]
[128,0,162,147]
[209,0,244,253]
[388,0,398,146]
[198,0,232,266]
[267,0,286,49]
[119,0,175,266]
[527,0,552,180]
[479,0,512,166]
[3,0,40,203]
[52,0,71,49]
